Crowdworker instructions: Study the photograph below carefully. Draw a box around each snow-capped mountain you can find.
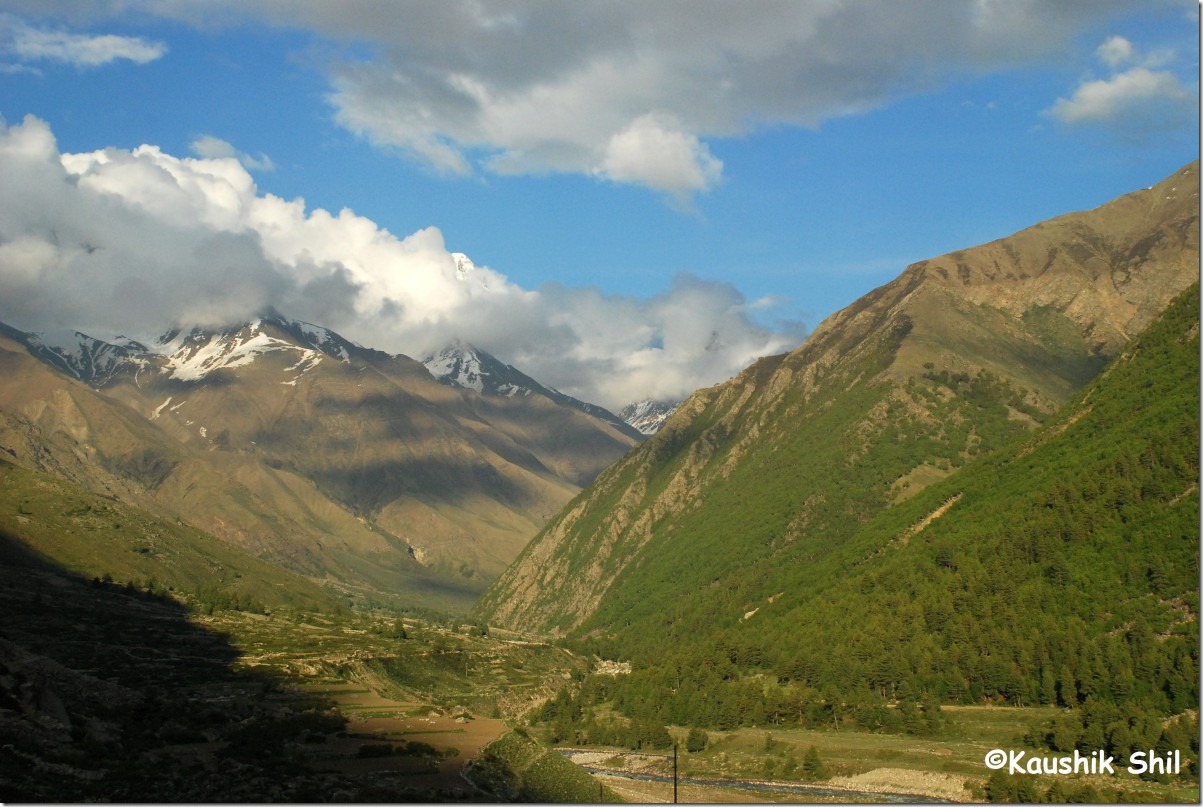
[619,399,680,435]
[8,313,650,447]
[422,341,643,440]
[156,321,325,382]
[0,308,644,611]
[0,322,154,386]
[4,310,381,389]
[422,340,535,397]
[8,311,655,446]
[153,313,375,384]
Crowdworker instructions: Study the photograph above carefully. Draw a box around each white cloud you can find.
[1,13,166,67]
[328,65,475,176]
[1046,35,1194,137]
[0,115,796,409]
[1096,35,1135,69]
[190,135,275,172]
[1048,67,1192,126]
[102,0,1151,201]
[594,114,723,203]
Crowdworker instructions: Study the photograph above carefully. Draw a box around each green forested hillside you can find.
[570,349,1050,645]
[478,163,1199,640]
[553,286,1199,758]
[475,289,1075,636]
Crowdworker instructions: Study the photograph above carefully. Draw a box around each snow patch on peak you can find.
[282,350,323,385]
[422,340,641,439]
[294,320,355,362]
[25,327,152,385]
[451,252,491,291]
[453,253,473,280]
[620,399,679,435]
[495,383,530,398]
[162,329,266,380]
[159,322,321,382]
[423,341,487,392]
[422,341,546,400]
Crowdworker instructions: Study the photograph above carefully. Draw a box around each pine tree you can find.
[801,746,829,781]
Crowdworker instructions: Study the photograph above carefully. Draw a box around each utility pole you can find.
[673,743,678,803]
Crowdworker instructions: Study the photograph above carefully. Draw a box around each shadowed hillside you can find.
[0,531,364,802]
[0,468,609,801]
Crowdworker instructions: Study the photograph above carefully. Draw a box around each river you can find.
[557,749,954,803]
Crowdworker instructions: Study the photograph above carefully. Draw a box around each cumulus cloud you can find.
[0,115,796,409]
[1048,67,1192,125]
[594,114,723,203]
[1046,35,1194,137]
[0,12,166,67]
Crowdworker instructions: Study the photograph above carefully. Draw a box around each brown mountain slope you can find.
[0,317,639,611]
[477,160,1199,634]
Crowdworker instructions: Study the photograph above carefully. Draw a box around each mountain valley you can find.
[0,162,1198,803]
[479,161,1199,636]
[472,162,1200,799]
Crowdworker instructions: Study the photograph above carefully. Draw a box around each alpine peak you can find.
[618,399,680,435]
[422,341,644,440]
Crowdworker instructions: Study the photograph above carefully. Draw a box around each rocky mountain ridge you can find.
[0,311,641,611]
[476,160,1200,635]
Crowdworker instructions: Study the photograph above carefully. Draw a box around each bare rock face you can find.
[477,162,1200,635]
[913,161,1199,354]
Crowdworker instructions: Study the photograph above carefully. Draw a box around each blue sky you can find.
[0,2,1198,409]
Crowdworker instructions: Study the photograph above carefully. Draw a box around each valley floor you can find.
[293,681,509,798]
[542,707,1200,804]
[2,550,1197,803]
